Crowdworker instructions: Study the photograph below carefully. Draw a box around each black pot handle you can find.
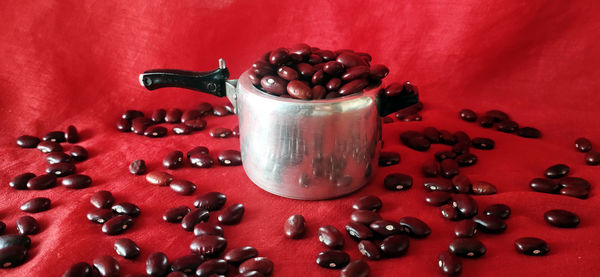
[376,82,420,117]
[139,59,230,97]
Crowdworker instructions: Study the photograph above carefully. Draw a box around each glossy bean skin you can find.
[239,257,274,275]
[483,204,511,219]
[350,210,382,225]
[165,108,183,123]
[438,251,462,275]
[62,262,93,277]
[209,128,233,138]
[473,214,507,233]
[315,250,350,269]
[183,118,206,131]
[37,141,63,153]
[440,159,460,179]
[196,259,229,277]
[545,164,570,179]
[145,171,174,186]
[530,178,559,193]
[0,246,28,268]
[398,217,431,238]
[131,117,152,135]
[46,152,73,164]
[172,124,192,135]
[384,173,412,191]
[485,110,509,122]
[318,225,345,249]
[102,215,133,235]
[163,206,191,223]
[122,110,144,120]
[380,234,410,257]
[544,209,580,228]
[169,179,196,195]
[163,151,184,169]
[448,238,486,258]
[181,209,210,231]
[87,208,114,224]
[454,220,478,238]
[116,119,132,132]
[585,151,600,165]
[287,80,312,100]
[456,153,478,167]
[471,137,495,150]
[440,204,461,221]
[151,108,167,123]
[69,146,90,162]
[471,181,497,195]
[574,137,592,152]
[514,237,550,256]
[459,109,477,122]
[422,159,440,177]
[16,135,41,148]
[189,235,227,257]
[144,126,168,138]
[46,162,76,177]
[517,127,541,138]
[146,252,169,277]
[193,222,224,237]
[112,202,140,217]
[10,173,36,190]
[194,192,227,211]
[26,174,57,190]
[451,195,478,218]
[345,222,374,241]
[114,238,140,259]
[478,115,495,128]
[560,186,589,199]
[16,216,39,235]
[378,152,400,167]
[93,255,120,277]
[357,240,381,260]
[339,79,369,96]
[260,75,288,95]
[400,131,431,152]
[218,150,242,166]
[170,254,204,275]
[65,125,79,143]
[20,197,51,213]
[43,131,66,143]
[212,105,230,117]
[224,246,258,265]
[62,174,92,189]
[284,214,305,239]
[451,174,471,194]
[129,160,146,175]
[425,191,452,206]
[496,120,519,133]
[341,259,369,277]
[369,220,403,237]
[352,195,382,211]
[424,179,453,192]
[189,153,214,168]
[277,66,299,81]
[90,191,114,209]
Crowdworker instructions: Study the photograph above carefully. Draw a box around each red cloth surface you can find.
[1,0,600,276]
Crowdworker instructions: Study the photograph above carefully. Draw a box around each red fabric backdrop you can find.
[1,0,599,276]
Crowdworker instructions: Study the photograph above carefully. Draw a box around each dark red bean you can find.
[213,105,230,117]
[102,215,133,235]
[218,150,242,166]
[380,234,409,257]
[63,262,93,277]
[284,214,305,239]
[455,153,477,167]
[16,135,40,148]
[93,255,119,277]
[189,235,227,257]
[560,185,589,199]
[517,127,541,138]
[194,192,226,211]
[383,173,412,191]
[171,254,204,275]
[352,195,382,211]
[496,120,519,133]
[116,119,132,132]
[325,78,342,91]
[336,52,368,67]
[65,125,79,143]
[530,178,559,193]
[260,75,288,95]
[90,190,114,209]
[163,150,184,169]
[252,61,274,76]
[424,178,453,192]
[452,194,478,218]
[131,117,152,135]
[146,252,169,276]
[146,171,173,186]
[61,174,92,189]
[341,259,369,277]
[316,49,336,61]
[345,222,374,241]
[484,110,509,122]
[171,124,192,135]
[286,80,312,100]
[163,206,190,223]
[400,131,431,151]
[473,214,507,233]
[20,197,51,213]
[150,108,167,123]
[369,220,403,237]
[438,130,457,145]
[10,173,36,190]
[441,204,461,221]
[339,78,369,96]
[471,137,495,150]
[369,64,389,79]
[165,108,183,123]
[342,66,369,81]
[423,127,440,143]
[384,82,403,97]
[514,237,550,256]
[350,210,382,225]
[544,209,579,228]
[189,153,214,168]
[438,251,462,275]
[87,208,114,224]
[112,202,140,217]
[459,109,477,122]
[0,234,31,249]
[399,217,431,238]
[449,238,486,258]
[307,54,323,64]
[422,159,440,177]
[169,179,196,195]
[218,204,245,225]
[451,174,471,193]
[452,143,470,155]
[114,238,140,259]
[322,61,343,76]
[440,159,460,179]
[128,159,146,175]
[574,137,592,152]
[425,191,452,206]
[224,246,258,265]
[290,43,311,56]
[122,110,144,120]
[316,250,349,269]
[181,209,210,231]
[16,216,39,235]
[46,162,76,177]
[37,141,63,153]
[318,225,344,249]
[188,146,209,157]
[238,257,273,275]
[0,246,27,268]
[378,152,400,167]
[46,152,73,164]
[585,151,600,165]
[478,115,495,128]
[43,131,66,143]
[269,48,289,65]
[311,85,326,100]
[471,181,497,195]
[144,126,168,138]
[483,204,511,219]
[296,63,316,78]
[183,118,206,131]
[559,177,590,190]
[277,66,299,81]
[194,222,224,237]
[545,164,570,179]
[454,220,478,238]
[311,69,325,85]
[196,259,228,277]
[27,174,57,190]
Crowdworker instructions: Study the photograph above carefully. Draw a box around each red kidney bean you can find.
[182,209,210,231]
[87,208,114,224]
[438,130,457,145]
[310,85,326,100]
[172,124,192,135]
[341,259,369,277]
[517,127,541,138]
[188,146,209,157]
[560,185,589,199]
[169,179,196,195]
[90,190,114,209]
[0,246,27,268]
[441,204,461,221]
[322,61,344,76]
[195,259,228,277]
[269,48,289,65]
[114,238,140,259]
[451,174,471,193]
[0,234,31,249]
[438,251,462,275]
[336,52,368,67]
[545,164,569,179]
[369,64,389,79]
[379,151,400,167]
[384,83,404,97]
[65,125,79,143]
[317,49,336,61]
[380,234,409,257]
[128,159,146,175]
[454,220,478,238]
[496,120,519,133]
[10,173,36,190]
[423,127,440,143]
[20,197,51,213]
[574,137,592,152]
[311,69,325,85]
[224,246,258,265]
[131,117,152,135]
[559,177,590,190]
[112,202,140,217]
[345,222,374,241]
[46,152,72,164]
[277,66,299,81]
[318,225,344,249]
[252,61,274,76]
[425,191,452,206]
[190,235,227,257]
[316,250,349,269]
[194,222,224,237]
[422,159,440,177]
[171,254,204,274]
[355,241,380,261]
[16,216,39,235]
[544,209,579,228]
[146,252,169,276]
[42,131,66,143]
[238,257,273,275]
[102,215,133,235]
[63,262,93,277]
[514,237,550,256]
[37,141,63,153]
[218,204,245,225]
[218,150,242,166]
[338,78,369,96]
[435,151,457,161]
[449,238,486,258]
[308,54,323,64]
[213,105,230,117]
[164,108,183,123]
[146,171,173,186]
[352,195,382,211]
[284,214,305,239]
[458,109,477,122]
[399,217,430,238]
[286,80,312,100]
[16,135,40,148]
[473,214,506,233]
[455,153,477,167]
[452,194,478,218]
[483,204,511,219]
[471,181,497,195]
[260,75,288,95]
[401,131,431,151]
[189,153,214,168]
[163,151,184,169]
[93,255,119,277]
[530,178,559,193]
[122,110,144,120]
[585,151,600,165]
[369,220,403,237]
[290,43,311,56]
[116,118,132,132]
[342,66,370,81]
[194,192,226,211]
[46,162,76,177]
[26,174,56,190]
[477,115,494,128]
[401,114,422,121]
[296,63,316,78]
[325,77,342,91]
[485,110,509,122]
[383,173,412,191]
[440,159,460,179]
[144,126,168,138]
[423,179,452,192]
[163,206,190,223]
[61,174,92,189]
[150,108,167,123]
[350,210,381,225]
[180,109,203,123]
[471,137,495,150]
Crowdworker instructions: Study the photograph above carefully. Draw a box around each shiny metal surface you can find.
[235,70,382,200]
